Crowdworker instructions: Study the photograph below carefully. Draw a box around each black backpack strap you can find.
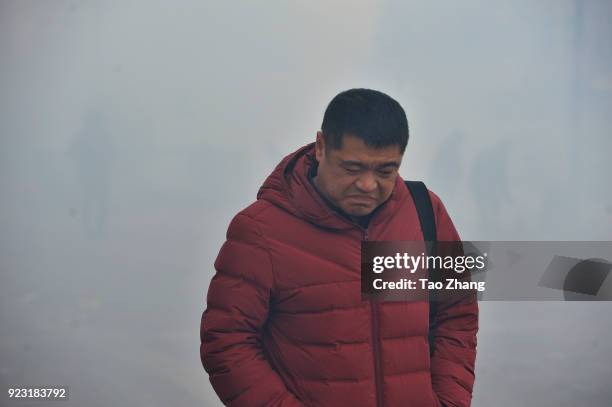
[404,181,439,356]
[405,181,437,243]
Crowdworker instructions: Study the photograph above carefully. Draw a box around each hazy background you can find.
[1,1,611,406]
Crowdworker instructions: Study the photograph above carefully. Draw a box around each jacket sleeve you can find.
[428,191,479,407]
[200,212,305,407]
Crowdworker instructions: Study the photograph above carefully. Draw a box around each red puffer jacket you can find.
[201,143,478,407]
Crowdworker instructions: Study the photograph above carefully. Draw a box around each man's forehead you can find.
[335,157,402,169]
[330,140,403,166]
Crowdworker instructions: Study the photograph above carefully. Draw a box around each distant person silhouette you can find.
[469,140,511,234]
[69,110,115,239]
[430,129,466,200]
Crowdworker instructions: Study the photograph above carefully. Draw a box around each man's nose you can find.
[355,172,378,193]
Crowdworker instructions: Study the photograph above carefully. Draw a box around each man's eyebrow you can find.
[376,162,400,169]
[339,160,400,169]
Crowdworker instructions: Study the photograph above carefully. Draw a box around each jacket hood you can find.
[257,143,409,231]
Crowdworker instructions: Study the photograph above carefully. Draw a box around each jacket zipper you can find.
[364,229,383,407]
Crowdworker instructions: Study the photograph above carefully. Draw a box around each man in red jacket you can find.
[200,88,478,407]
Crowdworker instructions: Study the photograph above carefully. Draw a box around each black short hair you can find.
[321,88,409,154]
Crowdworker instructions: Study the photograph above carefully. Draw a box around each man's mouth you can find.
[346,195,377,204]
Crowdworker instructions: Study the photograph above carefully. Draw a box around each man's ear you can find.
[315,131,325,161]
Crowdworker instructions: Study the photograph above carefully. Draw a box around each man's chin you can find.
[343,205,375,217]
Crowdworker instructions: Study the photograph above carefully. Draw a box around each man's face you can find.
[313,132,403,219]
